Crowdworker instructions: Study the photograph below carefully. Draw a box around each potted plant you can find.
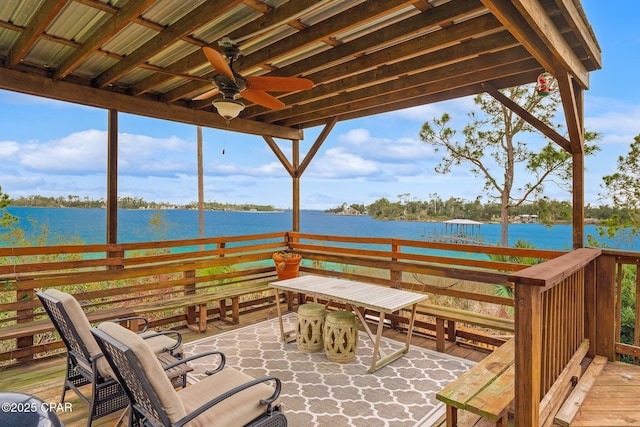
[272,250,302,280]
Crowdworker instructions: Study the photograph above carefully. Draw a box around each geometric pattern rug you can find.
[184,314,474,427]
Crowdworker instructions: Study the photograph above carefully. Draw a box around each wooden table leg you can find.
[368,312,387,373]
[273,287,296,342]
[274,288,285,341]
[446,405,458,427]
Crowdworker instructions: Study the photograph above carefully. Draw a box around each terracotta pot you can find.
[272,252,302,280]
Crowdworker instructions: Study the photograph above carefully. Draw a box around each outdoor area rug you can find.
[183,314,474,427]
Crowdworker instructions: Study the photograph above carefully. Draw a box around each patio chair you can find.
[36,289,186,427]
[92,321,288,427]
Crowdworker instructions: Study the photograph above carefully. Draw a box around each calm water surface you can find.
[3,207,635,251]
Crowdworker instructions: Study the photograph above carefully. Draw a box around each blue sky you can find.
[1,1,638,210]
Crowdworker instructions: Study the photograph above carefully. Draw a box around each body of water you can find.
[2,207,635,251]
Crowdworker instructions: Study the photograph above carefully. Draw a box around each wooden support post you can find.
[292,139,300,232]
[514,282,542,427]
[595,254,616,360]
[107,109,118,246]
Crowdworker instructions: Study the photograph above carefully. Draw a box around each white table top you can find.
[270,275,428,313]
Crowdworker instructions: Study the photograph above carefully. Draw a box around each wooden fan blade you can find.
[192,88,219,101]
[245,76,313,92]
[242,89,285,110]
[202,47,235,82]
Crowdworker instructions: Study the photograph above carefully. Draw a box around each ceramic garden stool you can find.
[324,310,358,363]
[296,303,326,353]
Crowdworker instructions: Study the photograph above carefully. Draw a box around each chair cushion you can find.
[141,331,183,355]
[43,289,115,379]
[178,367,278,427]
[97,322,187,422]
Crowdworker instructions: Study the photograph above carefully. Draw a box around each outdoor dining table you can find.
[270,275,428,373]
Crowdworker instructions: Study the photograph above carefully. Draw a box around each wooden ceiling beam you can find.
[304,14,503,86]
[163,0,420,103]
[179,0,488,103]
[54,0,156,80]
[299,72,541,129]
[240,0,417,70]
[246,30,519,120]
[278,58,541,127]
[94,0,243,88]
[260,45,531,124]
[130,0,322,96]
[7,0,67,67]
[0,66,301,140]
[481,0,589,88]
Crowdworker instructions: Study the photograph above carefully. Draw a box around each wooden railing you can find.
[600,250,640,364]
[509,248,601,427]
[2,231,638,424]
[0,231,562,365]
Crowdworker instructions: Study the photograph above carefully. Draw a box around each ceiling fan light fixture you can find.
[212,98,245,121]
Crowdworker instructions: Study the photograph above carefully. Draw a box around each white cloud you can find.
[310,147,381,179]
[20,130,106,173]
[336,128,435,161]
[584,96,640,140]
[0,141,20,157]
[338,128,371,144]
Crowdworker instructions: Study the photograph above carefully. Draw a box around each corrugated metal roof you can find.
[0,0,601,137]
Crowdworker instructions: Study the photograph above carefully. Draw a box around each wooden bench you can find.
[131,283,271,332]
[416,303,514,352]
[553,355,607,426]
[0,306,135,342]
[436,337,515,427]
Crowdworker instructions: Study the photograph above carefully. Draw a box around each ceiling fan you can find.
[194,38,314,121]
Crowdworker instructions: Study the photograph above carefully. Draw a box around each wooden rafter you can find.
[7,0,66,67]
[130,0,324,96]
[277,58,541,128]
[552,0,601,69]
[0,0,599,135]
[94,0,243,88]
[481,0,589,89]
[54,0,157,80]
[244,15,509,119]
[163,0,443,103]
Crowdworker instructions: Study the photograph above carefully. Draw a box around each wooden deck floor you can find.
[1,307,638,427]
[570,361,640,426]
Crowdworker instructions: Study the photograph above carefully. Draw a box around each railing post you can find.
[514,282,542,427]
[584,257,597,359]
[184,265,196,325]
[107,244,124,271]
[16,283,35,363]
[595,253,616,360]
[390,239,401,289]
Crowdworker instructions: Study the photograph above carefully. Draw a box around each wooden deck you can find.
[569,361,640,426]
[0,305,485,427]
[1,305,639,427]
